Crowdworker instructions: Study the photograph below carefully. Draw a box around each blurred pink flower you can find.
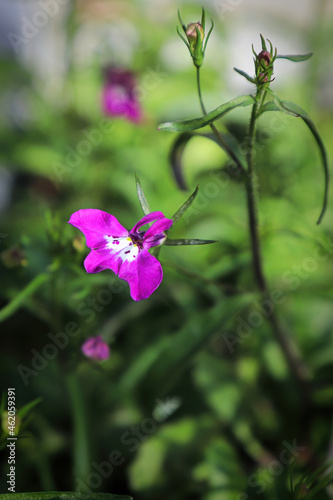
[102,67,142,123]
[81,335,110,361]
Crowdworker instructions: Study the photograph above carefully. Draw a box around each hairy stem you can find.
[245,88,310,387]
[196,67,244,172]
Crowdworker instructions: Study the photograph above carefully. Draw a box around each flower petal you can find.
[118,249,163,301]
[84,238,140,274]
[131,211,167,233]
[68,209,128,249]
[103,87,142,123]
[144,217,173,248]
[82,335,110,361]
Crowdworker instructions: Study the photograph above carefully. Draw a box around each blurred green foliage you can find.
[0,1,333,499]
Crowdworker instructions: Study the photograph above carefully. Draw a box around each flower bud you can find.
[81,335,110,361]
[1,246,27,268]
[258,50,271,67]
[177,8,214,68]
[186,22,204,49]
[72,235,85,253]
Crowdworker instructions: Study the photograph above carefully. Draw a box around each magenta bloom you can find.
[102,67,142,123]
[82,335,110,361]
[68,209,173,301]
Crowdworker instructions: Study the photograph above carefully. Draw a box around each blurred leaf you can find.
[18,397,43,420]
[259,96,329,225]
[165,238,218,245]
[158,95,254,132]
[0,271,51,323]
[276,53,313,62]
[260,33,267,51]
[292,460,333,499]
[169,131,246,190]
[135,295,255,400]
[135,174,151,216]
[169,132,194,190]
[233,67,255,83]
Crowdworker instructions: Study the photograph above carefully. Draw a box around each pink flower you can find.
[81,335,110,361]
[68,209,173,301]
[102,67,142,123]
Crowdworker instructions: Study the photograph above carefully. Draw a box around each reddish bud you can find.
[258,50,271,67]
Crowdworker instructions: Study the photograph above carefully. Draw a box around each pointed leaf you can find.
[158,95,254,132]
[259,95,329,225]
[203,18,214,54]
[276,53,313,62]
[18,397,43,420]
[165,238,217,246]
[176,26,190,51]
[171,185,199,225]
[234,67,255,83]
[177,9,186,31]
[169,131,245,191]
[260,33,267,51]
[135,174,151,216]
[201,7,205,31]
[169,132,193,190]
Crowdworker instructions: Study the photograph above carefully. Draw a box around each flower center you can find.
[129,230,145,248]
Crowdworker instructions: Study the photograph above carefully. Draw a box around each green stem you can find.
[196,67,244,172]
[66,372,90,491]
[245,88,310,387]
[0,273,49,323]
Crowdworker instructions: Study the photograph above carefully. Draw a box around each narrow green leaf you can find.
[171,185,199,224]
[203,18,214,54]
[18,397,43,420]
[201,7,205,31]
[165,238,217,246]
[259,95,329,225]
[260,33,267,51]
[0,271,50,323]
[302,460,333,488]
[169,131,245,191]
[176,26,190,51]
[169,132,193,190]
[234,67,255,83]
[135,174,151,215]
[177,9,186,31]
[276,53,313,62]
[158,95,254,132]
[0,493,132,500]
[258,100,280,114]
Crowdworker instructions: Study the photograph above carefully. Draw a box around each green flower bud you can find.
[177,8,214,68]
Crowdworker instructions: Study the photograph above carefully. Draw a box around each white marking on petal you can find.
[118,244,139,262]
[104,236,139,262]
